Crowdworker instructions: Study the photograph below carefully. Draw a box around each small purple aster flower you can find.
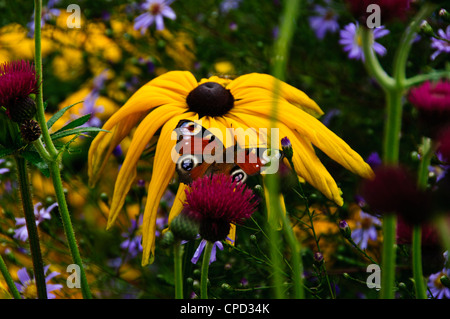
[134,0,176,34]
[191,239,224,264]
[431,26,450,61]
[0,159,10,176]
[339,23,390,62]
[220,0,242,14]
[14,202,58,242]
[427,267,450,299]
[0,60,39,123]
[120,217,143,259]
[308,2,339,40]
[15,265,63,299]
[351,211,381,250]
[183,174,259,242]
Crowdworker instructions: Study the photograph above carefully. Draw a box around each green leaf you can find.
[50,127,109,141]
[0,147,15,158]
[21,150,50,177]
[46,101,83,130]
[53,113,92,133]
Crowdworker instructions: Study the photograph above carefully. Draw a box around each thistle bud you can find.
[8,96,37,123]
[19,119,41,143]
[159,230,175,249]
[169,212,200,241]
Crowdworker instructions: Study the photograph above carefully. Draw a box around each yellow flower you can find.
[88,71,373,265]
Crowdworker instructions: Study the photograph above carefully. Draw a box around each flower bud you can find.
[339,220,352,239]
[440,275,450,289]
[19,119,41,143]
[8,96,37,123]
[159,230,175,248]
[313,251,324,266]
[169,212,200,241]
[281,136,293,160]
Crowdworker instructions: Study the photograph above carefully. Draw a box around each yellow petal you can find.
[228,73,324,118]
[234,101,374,180]
[168,183,187,225]
[106,105,186,229]
[220,114,266,149]
[227,224,236,246]
[141,112,198,266]
[88,71,196,185]
[229,112,343,205]
[262,175,286,230]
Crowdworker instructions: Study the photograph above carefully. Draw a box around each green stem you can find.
[405,71,450,88]
[412,137,433,299]
[380,214,396,299]
[392,3,438,86]
[282,215,304,299]
[412,226,426,299]
[33,0,92,299]
[33,0,57,157]
[15,155,47,299]
[200,241,213,299]
[174,242,184,299]
[48,161,92,299]
[0,254,21,299]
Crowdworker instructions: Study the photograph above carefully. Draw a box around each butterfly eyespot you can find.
[177,154,200,172]
[231,168,247,184]
[179,121,202,136]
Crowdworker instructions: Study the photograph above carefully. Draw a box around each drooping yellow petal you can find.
[220,115,266,149]
[228,73,324,118]
[262,176,286,230]
[88,71,196,185]
[227,224,236,246]
[141,112,198,266]
[228,112,343,205]
[168,183,188,225]
[106,105,187,229]
[234,101,374,180]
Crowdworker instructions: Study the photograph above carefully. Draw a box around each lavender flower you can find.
[220,0,242,14]
[351,211,381,250]
[27,0,61,37]
[15,265,63,299]
[431,26,450,60]
[120,218,143,259]
[339,23,390,61]
[308,2,339,40]
[191,239,224,264]
[134,0,176,34]
[427,266,450,299]
[0,159,9,176]
[14,202,58,242]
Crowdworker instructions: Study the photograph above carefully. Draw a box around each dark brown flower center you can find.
[186,82,234,118]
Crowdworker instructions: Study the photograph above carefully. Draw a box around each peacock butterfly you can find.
[173,120,282,185]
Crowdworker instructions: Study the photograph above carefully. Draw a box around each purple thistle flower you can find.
[183,174,259,242]
[191,239,224,264]
[15,265,63,299]
[134,0,176,34]
[308,3,339,40]
[0,60,39,120]
[351,211,381,250]
[339,23,390,62]
[431,26,450,61]
[14,202,58,242]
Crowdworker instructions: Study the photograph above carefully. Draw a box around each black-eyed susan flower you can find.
[88,71,374,265]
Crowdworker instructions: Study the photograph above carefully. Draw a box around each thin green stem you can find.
[0,254,21,299]
[48,161,92,299]
[360,29,395,91]
[434,215,450,268]
[174,242,184,299]
[33,0,92,299]
[15,155,47,299]
[412,226,426,299]
[200,241,213,299]
[392,3,438,86]
[33,0,57,157]
[405,71,450,88]
[380,214,396,299]
[412,137,433,299]
[282,215,304,299]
